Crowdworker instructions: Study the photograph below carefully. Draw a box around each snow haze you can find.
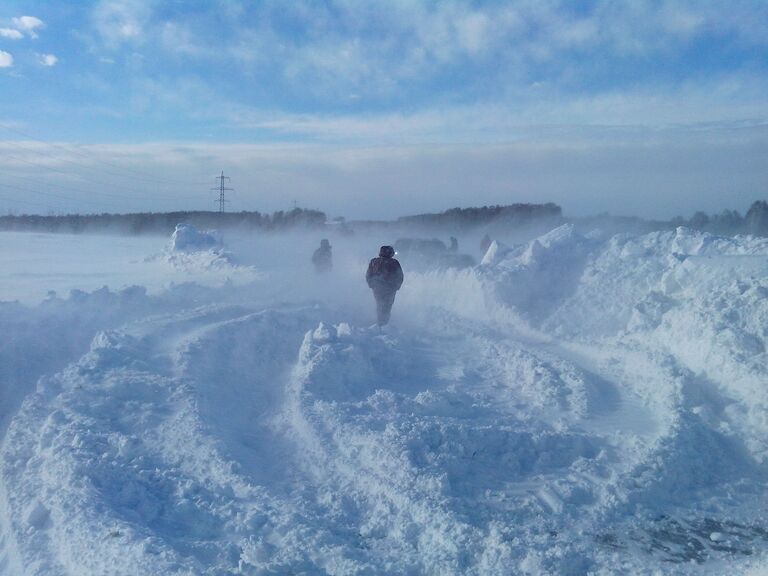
[1,223,767,574]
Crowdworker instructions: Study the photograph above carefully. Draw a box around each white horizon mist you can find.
[1,127,765,221]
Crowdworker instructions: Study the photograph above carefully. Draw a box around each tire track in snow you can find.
[0,304,381,574]
[483,314,768,568]
[3,294,764,573]
[280,317,655,572]
[283,324,484,573]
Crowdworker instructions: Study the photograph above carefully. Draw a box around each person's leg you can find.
[376,297,386,325]
[376,291,396,325]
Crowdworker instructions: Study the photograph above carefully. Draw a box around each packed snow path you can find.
[1,225,767,574]
[0,303,659,574]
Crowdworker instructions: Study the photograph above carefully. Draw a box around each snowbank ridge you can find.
[1,225,767,574]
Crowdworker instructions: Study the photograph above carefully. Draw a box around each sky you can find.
[0,0,767,221]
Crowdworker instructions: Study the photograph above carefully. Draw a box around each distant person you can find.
[449,236,458,252]
[480,234,492,255]
[366,245,404,326]
[312,239,333,273]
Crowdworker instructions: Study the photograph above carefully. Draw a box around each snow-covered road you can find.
[1,225,767,574]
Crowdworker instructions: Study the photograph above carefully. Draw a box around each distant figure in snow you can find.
[449,236,458,252]
[480,234,492,255]
[366,245,404,326]
[312,239,333,273]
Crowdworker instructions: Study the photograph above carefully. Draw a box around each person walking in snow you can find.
[480,234,492,255]
[312,239,333,274]
[366,245,404,326]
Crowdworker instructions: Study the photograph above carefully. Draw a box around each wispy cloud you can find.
[73,0,768,117]
[11,16,44,39]
[91,0,149,48]
[0,50,13,68]
[38,53,58,67]
[0,27,23,39]
[225,73,768,147]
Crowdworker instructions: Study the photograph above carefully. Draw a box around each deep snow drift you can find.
[0,224,767,575]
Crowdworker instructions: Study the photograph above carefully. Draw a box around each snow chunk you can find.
[480,239,511,266]
[480,223,594,323]
[312,322,334,342]
[335,322,352,339]
[536,222,577,248]
[170,224,220,252]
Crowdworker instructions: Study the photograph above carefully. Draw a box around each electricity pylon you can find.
[211,171,233,213]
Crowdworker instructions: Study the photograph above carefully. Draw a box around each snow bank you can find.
[543,227,768,338]
[169,224,220,252]
[518,227,768,462]
[145,224,265,285]
[478,224,597,324]
[164,224,234,272]
[2,225,768,574]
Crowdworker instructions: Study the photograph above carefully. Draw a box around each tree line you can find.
[671,200,768,236]
[0,208,327,235]
[397,203,563,228]
[2,201,767,237]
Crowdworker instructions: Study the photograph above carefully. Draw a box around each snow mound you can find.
[166,223,235,271]
[169,224,220,252]
[480,224,596,323]
[148,224,262,280]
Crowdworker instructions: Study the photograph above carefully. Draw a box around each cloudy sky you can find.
[1,0,767,220]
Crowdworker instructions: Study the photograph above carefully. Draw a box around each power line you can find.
[211,171,233,213]
[0,127,245,214]
[0,157,194,203]
[0,192,57,210]
[0,124,209,187]
[0,181,116,211]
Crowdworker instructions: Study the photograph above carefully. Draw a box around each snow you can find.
[170,224,221,252]
[1,225,767,575]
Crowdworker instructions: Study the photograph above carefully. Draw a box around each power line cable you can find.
[0,155,198,203]
[0,181,118,210]
[0,192,57,210]
[0,128,242,213]
[0,138,206,188]
[0,124,210,187]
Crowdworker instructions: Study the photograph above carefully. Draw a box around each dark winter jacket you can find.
[366,253,403,294]
[312,245,332,273]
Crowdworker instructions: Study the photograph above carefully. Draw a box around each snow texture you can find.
[170,224,221,252]
[1,225,767,575]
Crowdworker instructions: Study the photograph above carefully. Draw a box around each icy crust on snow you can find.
[1,225,768,574]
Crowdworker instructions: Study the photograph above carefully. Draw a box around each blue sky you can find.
[1,0,767,219]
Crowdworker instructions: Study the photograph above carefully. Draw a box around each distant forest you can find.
[670,200,768,237]
[397,203,563,227]
[1,200,767,238]
[0,208,327,235]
